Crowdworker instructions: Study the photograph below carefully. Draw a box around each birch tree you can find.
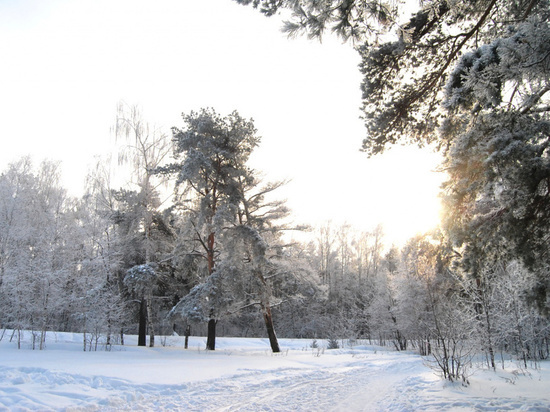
[114,102,172,264]
[114,103,174,347]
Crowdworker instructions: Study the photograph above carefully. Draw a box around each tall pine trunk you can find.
[206,318,216,350]
[138,298,147,347]
[262,304,280,353]
[204,230,217,351]
[146,294,155,347]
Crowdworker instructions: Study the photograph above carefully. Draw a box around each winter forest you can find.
[1,0,550,390]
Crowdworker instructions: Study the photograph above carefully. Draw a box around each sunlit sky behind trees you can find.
[0,0,444,245]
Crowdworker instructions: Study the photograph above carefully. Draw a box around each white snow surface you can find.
[1,332,549,411]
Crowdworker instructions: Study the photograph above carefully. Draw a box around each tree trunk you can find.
[106,317,111,348]
[205,228,216,351]
[184,325,191,349]
[39,328,46,350]
[262,305,280,353]
[138,298,147,347]
[146,295,155,347]
[206,318,216,350]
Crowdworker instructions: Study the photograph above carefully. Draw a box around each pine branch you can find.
[520,85,550,115]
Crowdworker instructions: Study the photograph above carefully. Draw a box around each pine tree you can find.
[236,0,549,155]
[159,108,260,350]
[441,19,550,307]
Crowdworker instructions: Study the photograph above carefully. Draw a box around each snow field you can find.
[1,332,549,411]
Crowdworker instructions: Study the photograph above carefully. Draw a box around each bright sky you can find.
[0,0,444,245]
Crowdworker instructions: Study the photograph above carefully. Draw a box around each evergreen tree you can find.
[236,0,549,155]
[441,19,550,307]
[231,177,294,352]
[159,108,260,350]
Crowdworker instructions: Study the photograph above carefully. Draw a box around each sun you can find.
[321,145,445,246]
[377,187,443,246]
[364,146,445,245]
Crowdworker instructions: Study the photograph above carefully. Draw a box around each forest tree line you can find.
[1,104,549,383]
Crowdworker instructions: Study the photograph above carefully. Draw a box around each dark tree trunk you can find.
[138,298,147,347]
[206,318,216,350]
[263,305,280,353]
[184,325,191,349]
[146,295,155,348]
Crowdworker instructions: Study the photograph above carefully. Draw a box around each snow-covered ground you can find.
[0,332,549,411]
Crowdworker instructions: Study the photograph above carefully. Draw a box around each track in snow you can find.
[2,347,549,411]
[104,354,421,411]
